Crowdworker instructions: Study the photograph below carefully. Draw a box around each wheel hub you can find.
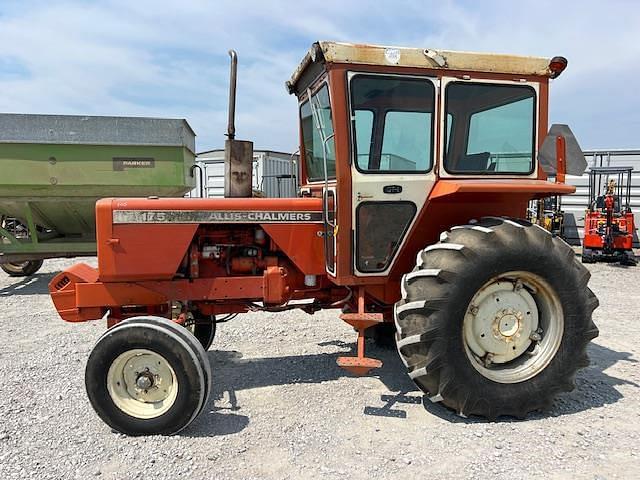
[135,372,154,390]
[462,271,564,384]
[494,309,521,338]
[107,349,178,419]
[465,280,538,365]
[465,280,538,364]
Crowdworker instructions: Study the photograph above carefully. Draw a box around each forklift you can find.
[529,191,565,238]
[582,166,636,265]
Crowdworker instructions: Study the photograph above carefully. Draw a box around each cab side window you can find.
[351,75,435,173]
[300,85,335,182]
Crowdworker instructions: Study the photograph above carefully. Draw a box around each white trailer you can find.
[188,149,299,199]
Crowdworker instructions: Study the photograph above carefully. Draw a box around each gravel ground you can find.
[0,257,639,480]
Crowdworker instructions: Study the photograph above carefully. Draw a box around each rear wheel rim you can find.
[462,271,564,384]
[106,349,178,419]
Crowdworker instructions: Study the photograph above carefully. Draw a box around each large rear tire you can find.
[394,217,599,419]
[86,319,208,435]
[1,260,44,277]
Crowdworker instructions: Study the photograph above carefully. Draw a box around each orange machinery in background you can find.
[582,166,636,265]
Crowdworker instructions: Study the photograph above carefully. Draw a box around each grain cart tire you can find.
[113,316,212,416]
[86,321,207,435]
[394,217,599,420]
[185,314,217,351]
[1,260,44,277]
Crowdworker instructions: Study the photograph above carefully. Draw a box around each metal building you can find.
[562,149,640,246]
[188,147,638,247]
[188,149,299,198]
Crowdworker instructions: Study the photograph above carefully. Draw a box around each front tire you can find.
[86,319,208,435]
[394,217,599,419]
[112,316,212,417]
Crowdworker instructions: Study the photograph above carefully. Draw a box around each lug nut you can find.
[483,353,494,367]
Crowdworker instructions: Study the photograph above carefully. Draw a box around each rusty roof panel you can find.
[287,41,558,94]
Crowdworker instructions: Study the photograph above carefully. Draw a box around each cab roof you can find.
[287,41,564,95]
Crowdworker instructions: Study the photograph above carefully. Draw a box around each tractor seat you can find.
[456,152,493,172]
[595,195,621,212]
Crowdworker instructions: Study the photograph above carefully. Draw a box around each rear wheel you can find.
[1,260,44,277]
[395,217,599,419]
[581,248,595,264]
[621,251,637,266]
[86,319,208,435]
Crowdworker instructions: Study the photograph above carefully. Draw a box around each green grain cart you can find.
[0,114,195,276]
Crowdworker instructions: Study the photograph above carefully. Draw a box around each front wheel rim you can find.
[106,349,178,419]
[463,271,564,384]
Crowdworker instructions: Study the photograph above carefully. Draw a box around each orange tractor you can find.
[49,42,599,435]
[582,166,636,265]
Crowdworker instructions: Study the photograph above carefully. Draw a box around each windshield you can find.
[300,85,335,182]
[444,83,536,174]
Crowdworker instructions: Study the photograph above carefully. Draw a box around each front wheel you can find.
[395,217,599,419]
[1,260,44,277]
[86,318,209,435]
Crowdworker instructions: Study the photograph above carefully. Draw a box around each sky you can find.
[0,0,638,153]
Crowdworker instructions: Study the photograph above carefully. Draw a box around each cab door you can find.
[300,82,338,275]
[349,73,438,276]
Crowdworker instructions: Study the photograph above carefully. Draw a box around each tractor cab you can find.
[287,42,575,293]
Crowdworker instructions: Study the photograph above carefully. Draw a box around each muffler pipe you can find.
[226,49,237,140]
[223,49,253,198]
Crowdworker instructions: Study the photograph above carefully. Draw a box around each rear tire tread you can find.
[395,216,599,419]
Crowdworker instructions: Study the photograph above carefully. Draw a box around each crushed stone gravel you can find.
[0,258,638,479]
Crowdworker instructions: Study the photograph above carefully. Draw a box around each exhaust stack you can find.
[224,49,254,198]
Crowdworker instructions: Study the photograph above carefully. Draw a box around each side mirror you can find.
[537,124,587,178]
